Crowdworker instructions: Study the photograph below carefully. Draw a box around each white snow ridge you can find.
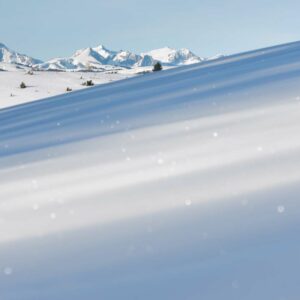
[1,41,300,299]
[0,43,42,66]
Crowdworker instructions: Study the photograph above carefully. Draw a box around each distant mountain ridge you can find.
[0,43,208,71]
[144,47,204,65]
[0,43,42,66]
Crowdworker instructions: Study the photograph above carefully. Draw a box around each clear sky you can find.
[0,0,299,60]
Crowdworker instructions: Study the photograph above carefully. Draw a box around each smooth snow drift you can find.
[1,41,300,299]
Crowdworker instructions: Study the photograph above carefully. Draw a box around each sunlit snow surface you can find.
[1,41,300,299]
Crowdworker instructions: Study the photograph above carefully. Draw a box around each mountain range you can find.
[0,43,208,71]
[0,43,42,67]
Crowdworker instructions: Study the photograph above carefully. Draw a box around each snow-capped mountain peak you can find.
[144,47,203,66]
[93,45,116,59]
[72,47,102,64]
[0,43,42,66]
[70,45,118,68]
[112,51,142,67]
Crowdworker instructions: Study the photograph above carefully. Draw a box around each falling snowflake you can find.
[185,199,192,206]
[50,213,57,220]
[157,158,164,165]
[3,267,13,276]
[31,180,39,190]
[32,204,39,211]
[277,205,285,214]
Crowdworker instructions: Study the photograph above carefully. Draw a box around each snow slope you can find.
[1,41,300,299]
[0,66,139,108]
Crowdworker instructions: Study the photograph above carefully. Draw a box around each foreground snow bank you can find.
[1,41,300,299]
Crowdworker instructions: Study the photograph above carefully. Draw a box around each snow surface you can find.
[0,64,145,108]
[1,41,300,299]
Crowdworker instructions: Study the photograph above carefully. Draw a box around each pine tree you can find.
[82,80,94,86]
[20,82,26,89]
[153,62,163,72]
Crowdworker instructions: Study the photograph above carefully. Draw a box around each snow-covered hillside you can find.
[1,41,300,299]
[0,64,140,108]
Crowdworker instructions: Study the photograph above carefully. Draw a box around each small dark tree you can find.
[20,82,26,89]
[82,80,94,86]
[153,62,163,72]
[87,80,94,86]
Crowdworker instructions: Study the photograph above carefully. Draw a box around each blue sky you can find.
[0,0,299,60]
